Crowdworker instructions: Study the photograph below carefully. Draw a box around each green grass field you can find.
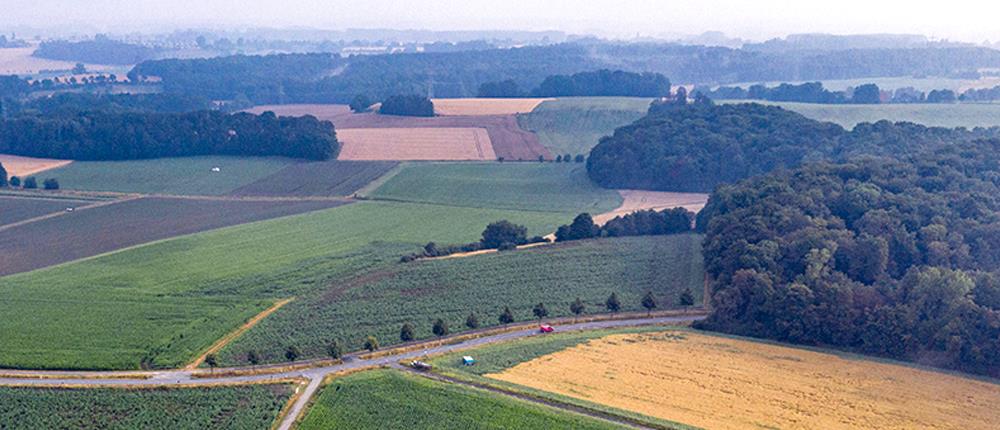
[217,235,703,365]
[297,369,624,430]
[518,97,651,156]
[0,201,570,370]
[723,100,1000,129]
[43,156,296,195]
[367,162,622,214]
[0,383,293,430]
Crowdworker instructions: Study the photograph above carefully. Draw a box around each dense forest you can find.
[379,95,434,117]
[586,99,1000,192]
[126,42,1000,104]
[0,110,337,160]
[695,143,1000,377]
[9,93,213,115]
[34,36,161,65]
[530,70,670,97]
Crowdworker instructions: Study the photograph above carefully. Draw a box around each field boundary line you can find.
[0,195,140,234]
[353,161,408,197]
[186,298,294,370]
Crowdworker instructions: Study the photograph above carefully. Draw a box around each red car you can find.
[539,324,554,333]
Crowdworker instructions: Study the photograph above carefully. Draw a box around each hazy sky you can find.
[4,0,1000,43]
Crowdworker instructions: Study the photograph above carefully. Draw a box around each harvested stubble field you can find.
[0,153,72,177]
[217,235,703,365]
[331,112,550,161]
[43,156,296,195]
[0,46,115,75]
[298,369,623,430]
[337,127,497,161]
[368,162,621,213]
[0,383,294,430]
[230,160,398,197]
[592,190,709,225]
[0,195,91,226]
[0,196,348,276]
[431,98,551,116]
[488,330,1000,430]
[0,201,568,370]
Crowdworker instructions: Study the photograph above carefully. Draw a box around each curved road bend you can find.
[0,315,704,429]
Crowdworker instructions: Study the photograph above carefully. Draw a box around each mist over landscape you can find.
[0,2,999,430]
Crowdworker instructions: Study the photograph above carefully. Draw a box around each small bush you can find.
[43,178,59,190]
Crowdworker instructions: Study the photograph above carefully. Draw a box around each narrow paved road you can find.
[0,315,704,429]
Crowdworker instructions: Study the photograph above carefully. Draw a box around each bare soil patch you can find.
[0,154,72,177]
[593,190,709,225]
[337,128,496,161]
[490,331,1000,430]
[244,104,351,120]
[431,98,551,116]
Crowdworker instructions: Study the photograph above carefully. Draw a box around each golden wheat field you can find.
[487,331,1000,430]
[336,127,496,161]
[0,154,73,177]
[430,98,551,116]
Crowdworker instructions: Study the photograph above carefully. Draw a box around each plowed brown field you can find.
[488,331,1000,430]
[337,128,497,161]
[0,154,72,177]
[431,98,551,116]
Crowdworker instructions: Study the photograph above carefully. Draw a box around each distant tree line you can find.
[695,81,972,105]
[34,35,162,65]
[477,70,671,98]
[0,110,338,161]
[586,98,1000,192]
[7,92,214,116]
[696,141,1000,377]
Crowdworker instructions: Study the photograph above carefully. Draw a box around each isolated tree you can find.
[538,155,545,163]
[204,354,218,373]
[23,176,37,189]
[466,312,480,329]
[641,291,657,316]
[363,336,379,352]
[72,63,87,75]
[327,340,343,359]
[532,303,549,320]
[851,83,881,104]
[481,220,528,249]
[400,323,415,342]
[563,153,571,163]
[606,293,621,313]
[9,176,19,187]
[570,298,586,320]
[247,350,261,366]
[574,154,585,163]
[432,318,449,337]
[678,288,696,308]
[499,306,515,325]
[349,94,373,112]
[284,345,300,362]
[43,178,59,190]
[555,155,563,162]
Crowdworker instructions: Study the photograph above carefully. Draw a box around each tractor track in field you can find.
[0,314,706,429]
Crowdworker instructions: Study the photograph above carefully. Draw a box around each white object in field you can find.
[462,356,476,366]
[210,167,221,172]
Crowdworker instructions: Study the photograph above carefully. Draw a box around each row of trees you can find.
[216,289,699,368]
[478,70,672,98]
[554,209,694,242]
[586,98,1000,192]
[5,92,214,116]
[0,110,338,161]
[696,141,1000,377]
